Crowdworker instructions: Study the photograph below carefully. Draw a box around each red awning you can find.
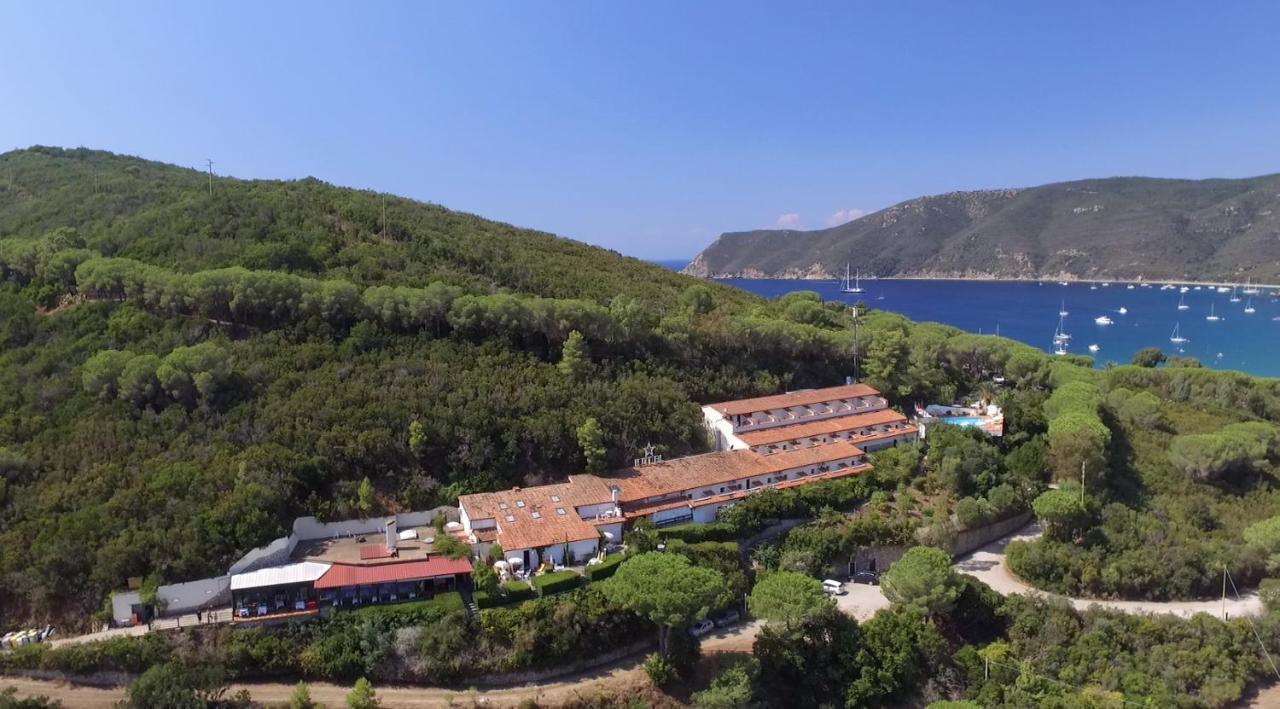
[313,557,473,589]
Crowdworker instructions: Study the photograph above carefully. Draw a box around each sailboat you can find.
[1244,298,1256,314]
[1243,278,1261,296]
[1058,300,1069,317]
[1229,286,1241,303]
[840,263,864,294]
[1053,312,1071,343]
[1170,322,1188,344]
[1177,293,1189,311]
[1206,303,1221,322]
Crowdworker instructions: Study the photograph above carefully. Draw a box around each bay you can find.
[725,277,1280,378]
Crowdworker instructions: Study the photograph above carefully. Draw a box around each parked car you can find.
[822,579,846,596]
[688,619,715,637]
[712,609,741,627]
[851,570,880,585]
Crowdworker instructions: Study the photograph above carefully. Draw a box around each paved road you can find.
[954,522,1262,619]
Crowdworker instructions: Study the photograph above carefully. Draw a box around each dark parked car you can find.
[852,570,880,585]
[712,609,741,627]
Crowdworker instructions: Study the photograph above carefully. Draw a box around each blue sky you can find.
[3,2,1279,259]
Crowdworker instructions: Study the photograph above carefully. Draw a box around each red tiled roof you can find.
[606,440,867,504]
[736,409,908,446]
[314,557,473,589]
[707,384,880,417]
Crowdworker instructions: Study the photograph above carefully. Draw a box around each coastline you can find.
[702,272,1280,290]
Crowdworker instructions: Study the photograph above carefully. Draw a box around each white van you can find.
[822,579,846,596]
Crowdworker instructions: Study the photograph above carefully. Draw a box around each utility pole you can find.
[1080,461,1086,506]
[204,159,214,197]
[851,307,861,383]
[382,195,387,236]
[1222,565,1228,620]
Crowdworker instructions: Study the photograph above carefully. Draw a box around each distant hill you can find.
[685,174,1280,283]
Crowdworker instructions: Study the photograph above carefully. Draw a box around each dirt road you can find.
[3,621,760,708]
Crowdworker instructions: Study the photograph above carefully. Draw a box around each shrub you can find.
[502,580,537,603]
[643,652,675,687]
[1260,578,1280,613]
[586,553,627,582]
[655,522,738,543]
[533,570,583,596]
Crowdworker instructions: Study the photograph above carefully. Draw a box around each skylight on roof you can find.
[556,507,566,515]
[505,515,515,522]
[498,502,508,510]
[550,495,561,502]
[516,500,526,508]
[531,511,542,519]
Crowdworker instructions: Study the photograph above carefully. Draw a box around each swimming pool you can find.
[941,416,985,427]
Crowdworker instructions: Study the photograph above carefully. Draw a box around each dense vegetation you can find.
[0,147,1066,628]
[685,172,1280,282]
[1008,363,1280,600]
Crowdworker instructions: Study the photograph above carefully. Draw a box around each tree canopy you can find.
[880,546,963,618]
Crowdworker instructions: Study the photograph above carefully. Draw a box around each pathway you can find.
[953,522,1263,618]
[48,608,232,648]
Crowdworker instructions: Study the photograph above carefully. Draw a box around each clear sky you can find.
[4,2,1279,259]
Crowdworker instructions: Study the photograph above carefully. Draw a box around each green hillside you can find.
[686,174,1280,283]
[0,147,883,626]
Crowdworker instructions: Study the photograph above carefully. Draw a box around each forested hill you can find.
[685,173,1280,283]
[0,146,896,626]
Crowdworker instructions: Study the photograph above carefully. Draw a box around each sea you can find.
[651,261,1280,378]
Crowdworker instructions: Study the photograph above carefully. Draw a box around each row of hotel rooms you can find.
[118,382,918,624]
[456,382,918,573]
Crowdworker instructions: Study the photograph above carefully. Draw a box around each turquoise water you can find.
[717,277,1280,378]
[942,416,985,426]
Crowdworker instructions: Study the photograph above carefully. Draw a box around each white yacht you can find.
[1177,293,1189,311]
[1244,298,1256,315]
[1170,322,1188,344]
[1088,344,1100,353]
[1095,315,1113,325]
[1117,306,1128,315]
[1206,303,1220,322]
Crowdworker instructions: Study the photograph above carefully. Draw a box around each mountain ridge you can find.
[685,173,1280,283]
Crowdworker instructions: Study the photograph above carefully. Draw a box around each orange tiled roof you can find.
[458,476,614,552]
[736,409,909,446]
[707,383,880,417]
[458,475,614,521]
[623,459,876,518]
[606,440,867,504]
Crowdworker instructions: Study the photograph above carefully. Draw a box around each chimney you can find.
[385,517,397,555]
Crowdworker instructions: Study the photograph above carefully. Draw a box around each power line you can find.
[1225,569,1280,682]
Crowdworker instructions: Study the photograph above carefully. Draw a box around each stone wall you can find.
[841,511,1032,576]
